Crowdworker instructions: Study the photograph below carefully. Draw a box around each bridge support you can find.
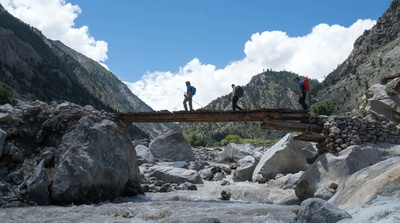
[260,119,323,133]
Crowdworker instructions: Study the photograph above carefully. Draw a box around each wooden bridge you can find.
[117,109,328,145]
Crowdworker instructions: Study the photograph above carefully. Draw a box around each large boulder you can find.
[330,157,400,209]
[297,198,352,223]
[52,117,141,205]
[294,143,395,200]
[252,133,316,182]
[135,144,155,165]
[365,83,400,122]
[149,128,195,161]
[147,165,203,184]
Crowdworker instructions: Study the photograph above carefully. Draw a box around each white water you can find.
[2,179,400,222]
[0,181,300,223]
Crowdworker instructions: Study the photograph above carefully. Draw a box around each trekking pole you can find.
[192,99,203,108]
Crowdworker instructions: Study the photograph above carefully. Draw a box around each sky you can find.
[0,0,393,111]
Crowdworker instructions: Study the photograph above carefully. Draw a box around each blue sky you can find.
[67,0,390,82]
[0,0,393,111]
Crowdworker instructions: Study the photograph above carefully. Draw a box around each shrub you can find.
[358,101,367,116]
[311,100,336,116]
[187,132,207,146]
[385,80,397,96]
[220,134,243,146]
[0,88,17,106]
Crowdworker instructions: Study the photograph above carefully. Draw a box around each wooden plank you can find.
[260,119,323,133]
[117,109,310,123]
[293,133,327,142]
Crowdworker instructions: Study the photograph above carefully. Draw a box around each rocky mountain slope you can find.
[0,4,168,138]
[318,0,400,113]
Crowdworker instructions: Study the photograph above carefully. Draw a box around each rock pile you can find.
[320,115,400,152]
[0,100,141,207]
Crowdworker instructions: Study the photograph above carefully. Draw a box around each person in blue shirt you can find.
[183,81,194,111]
[295,77,309,110]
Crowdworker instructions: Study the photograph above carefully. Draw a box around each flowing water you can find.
[0,181,300,223]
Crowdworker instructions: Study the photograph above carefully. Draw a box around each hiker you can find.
[294,77,309,110]
[183,81,195,111]
[231,84,243,110]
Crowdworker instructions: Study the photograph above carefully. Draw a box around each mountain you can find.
[0,4,168,138]
[179,70,321,142]
[318,0,400,113]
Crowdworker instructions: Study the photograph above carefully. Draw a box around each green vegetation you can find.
[220,134,243,145]
[218,134,278,147]
[0,87,17,105]
[311,100,336,116]
[385,80,397,96]
[186,132,207,146]
[186,132,279,148]
[358,101,367,116]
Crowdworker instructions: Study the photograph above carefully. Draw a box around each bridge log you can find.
[293,132,327,142]
[260,119,323,133]
[117,109,310,123]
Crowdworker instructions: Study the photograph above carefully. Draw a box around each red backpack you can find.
[303,77,310,93]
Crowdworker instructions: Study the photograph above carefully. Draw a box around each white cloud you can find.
[244,19,376,80]
[127,19,376,111]
[0,0,108,62]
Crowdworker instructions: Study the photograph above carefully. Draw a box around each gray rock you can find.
[26,160,50,205]
[193,218,221,223]
[233,156,258,182]
[173,161,189,169]
[0,128,6,159]
[9,168,24,185]
[220,190,231,200]
[218,143,255,162]
[295,143,388,200]
[212,172,226,181]
[149,128,195,161]
[252,133,316,182]
[199,168,214,181]
[148,165,203,184]
[330,157,400,209]
[297,198,352,223]
[366,83,400,122]
[314,188,334,200]
[253,174,267,184]
[0,112,12,123]
[180,182,197,191]
[282,172,303,190]
[52,117,141,205]
[39,149,55,167]
[0,181,9,192]
[135,144,155,165]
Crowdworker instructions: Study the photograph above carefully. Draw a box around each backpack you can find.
[190,86,196,95]
[236,86,244,98]
[303,77,310,93]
